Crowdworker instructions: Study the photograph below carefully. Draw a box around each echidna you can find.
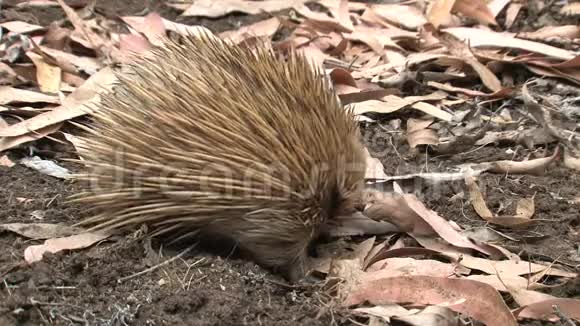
[70,32,367,282]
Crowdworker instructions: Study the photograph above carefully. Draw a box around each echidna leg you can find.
[236,231,316,283]
[266,243,313,283]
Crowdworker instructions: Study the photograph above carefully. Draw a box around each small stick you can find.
[552,305,575,326]
[117,245,195,284]
[3,279,11,295]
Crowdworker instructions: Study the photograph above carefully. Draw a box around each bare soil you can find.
[0,166,346,324]
[1,0,579,325]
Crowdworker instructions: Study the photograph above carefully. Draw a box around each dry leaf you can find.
[373,168,486,187]
[526,55,580,69]
[1,21,44,34]
[353,93,451,121]
[526,64,580,86]
[518,25,580,41]
[452,254,578,278]
[328,257,366,287]
[294,4,353,33]
[27,52,62,93]
[122,12,166,46]
[352,63,395,79]
[366,257,458,279]
[509,287,559,307]
[0,86,60,105]
[438,34,502,92]
[366,247,458,269]
[444,27,575,61]
[326,211,399,237]
[488,0,511,17]
[407,118,438,148]
[43,24,71,50]
[366,193,494,256]
[465,175,494,220]
[182,0,308,17]
[54,0,121,60]
[319,0,370,13]
[465,57,502,92]
[339,88,399,105]
[0,122,63,152]
[560,2,580,15]
[301,0,355,33]
[122,17,215,39]
[370,4,428,30]
[385,50,406,71]
[347,31,383,54]
[453,0,498,26]
[515,197,535,219]
[466,274,549,292]
[486,151,558,175]
[363,240,390,270]
[347,25,403,53]
[392,306,460,325]
[504,3,522,28]
[62,132,87,159]
[39,44,103,75]
[0,117,9,128]
[298,44,327,71]
[328,68,357,87]
[119,33,153,60]
[0,223,83,239]
[514,298,580,322]
[0,154,15,167]
[0,62,20,85]
[563,147,580,171]
[353,305,416,321]
[343,276,518,326]
[412,236,476,257]
[428,81,512,98]
[337,0,354,31]
[405,195,494,255]
[352,237,377,266]
[363,194,434,235]
[364,147,389,179]
[14,0,60,8]
[475,128,555,147]
[412,101,453,121]
[466,175,539,226]
[24,232,110,263]
[220,17,280,44]
[427,0,457,28]
[475,243,521,262]
[0,67,117,138]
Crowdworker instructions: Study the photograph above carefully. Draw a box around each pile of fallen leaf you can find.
[1,0,579,325]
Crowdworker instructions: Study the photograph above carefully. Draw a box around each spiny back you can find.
[71,33,366,281]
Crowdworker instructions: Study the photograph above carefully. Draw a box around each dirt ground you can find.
[1,0,579,325]
[0,164,334,325]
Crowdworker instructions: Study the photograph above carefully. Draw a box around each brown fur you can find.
[69,32,367,282]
